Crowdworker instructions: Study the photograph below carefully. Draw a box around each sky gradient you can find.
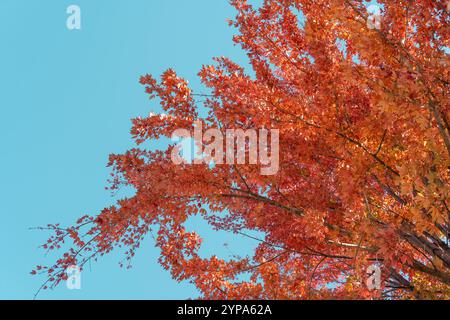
[0,0,258,299]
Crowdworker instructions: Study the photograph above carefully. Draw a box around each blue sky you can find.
[0,0,258,299]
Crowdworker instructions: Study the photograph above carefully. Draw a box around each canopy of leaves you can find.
[34,0,449,300]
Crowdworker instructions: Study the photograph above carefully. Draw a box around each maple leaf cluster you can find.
[34,0,449,300]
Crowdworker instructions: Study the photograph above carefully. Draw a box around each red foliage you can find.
[34,0,449,299]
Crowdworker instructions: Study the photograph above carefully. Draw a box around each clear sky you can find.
[0,0,258,299]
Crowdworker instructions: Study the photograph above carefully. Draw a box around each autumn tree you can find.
[34,0,450,299]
